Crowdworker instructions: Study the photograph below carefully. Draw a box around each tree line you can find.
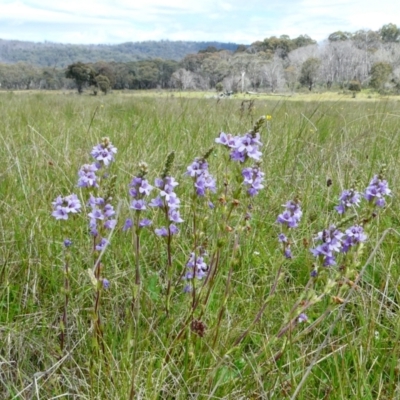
[1,24,400,94]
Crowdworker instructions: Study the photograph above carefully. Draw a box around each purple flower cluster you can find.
[77,138,117,188]
[77,163,99,188]
[88,194,116,241]
[242,166,265,196]
[186,158,216,197]
[215,131,262,162]
[311,225,343,266]
[276,200,302,228]
[90,137,117,167]
[342,225,367,253]
[52,194,82,220]
[311,224,367,266]
[183,250,209,292]
[150,176,183,236]
[124,175,153,230]
[335,189,361,214]
[364,175,391,207]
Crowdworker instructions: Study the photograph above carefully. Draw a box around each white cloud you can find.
[0,0,399,44]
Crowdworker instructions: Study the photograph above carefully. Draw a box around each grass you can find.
[1,91,400,399]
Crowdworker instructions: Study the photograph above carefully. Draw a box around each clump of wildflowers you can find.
[183,250,209,292]
[87,195,116,243]
[242,164,264,196]
[52,194,82,220]
[186,157,216,197]
[364,175,391,207]
[124,162,154,230]
[310,225,344,266]
[90,137,117,167]
[276,198,302,259]
[341,225,367,253]
[215,130,262,163]
[77,163,99,188]
[151,176,183,236]
[335,188,361,214]
[277,199,302,228]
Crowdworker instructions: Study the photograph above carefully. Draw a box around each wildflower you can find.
[123,218,133,231]
[276,200,302,228]
[364,175,391,207]
[95,238,109,251]
[186,158,216,197]
[335,189,361,214]
[298,313,308,323]
[215,131,262,163]
[139,218,152,228]
[342,225,367,253]
[64,239,72,247]
[52,194,81,220]
[155,227,168,237]
[90,137,117,167]
[184,252,208,280]
[284,248,292,259]
[242,165,265,196]
[102,278,110,289]
[266,115,272,121]
[311,225,343,266]
[77,163,99,188]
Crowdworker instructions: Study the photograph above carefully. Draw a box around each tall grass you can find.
[1,91,400,399]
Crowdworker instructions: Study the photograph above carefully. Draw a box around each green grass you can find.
[1,91,400,399]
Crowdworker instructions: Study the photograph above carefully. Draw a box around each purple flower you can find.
[298,313,308,323]
[284,248,292,259]
[184,252,208,281]
[186,158,217,197]
[90,138,117,166]
[64,239,72,247]
[149,196,163,208]
[155,227,168,237]
[276,200,302,228]
[168,209,183,223]
[139,218,152,228]
[77,163,99,188]
[169,224,179,235]
[215,131,262,163]
[311,225,343,266]
[215,132,237,147]
[364,175,391,207]
[342,225,367,253]
[123,218,133,231]
[242,166,264,196]
[102,278,110,289]
[131,199,147,211]
[278,233,288,243]
[96,238,109,251]
[335,189,361,214]
[52,194,81,220]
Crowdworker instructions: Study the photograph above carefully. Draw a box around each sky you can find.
[0,0,399,45]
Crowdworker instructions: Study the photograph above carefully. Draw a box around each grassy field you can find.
[1,91,400,399]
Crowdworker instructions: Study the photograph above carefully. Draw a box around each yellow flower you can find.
[266,115,272,120]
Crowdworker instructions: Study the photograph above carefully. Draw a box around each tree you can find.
[370,62,392,90]
[379,23,400,43]
[65,62,96,93]
[94,75,110,94]
[299,57,321,90]
[328,31,352,42]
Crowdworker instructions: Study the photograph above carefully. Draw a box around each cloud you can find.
[0,0,399,44]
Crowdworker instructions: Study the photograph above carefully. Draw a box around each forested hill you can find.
[0,39,240,67]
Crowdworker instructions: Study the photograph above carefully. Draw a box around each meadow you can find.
[1,91,400,399]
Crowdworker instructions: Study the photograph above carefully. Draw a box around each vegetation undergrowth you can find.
[1,93,400,399]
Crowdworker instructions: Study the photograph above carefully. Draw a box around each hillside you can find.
[0,39,240,67]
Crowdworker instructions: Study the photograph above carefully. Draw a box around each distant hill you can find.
[0,39,241,67]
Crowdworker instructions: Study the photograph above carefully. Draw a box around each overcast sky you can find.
[0,0,399,45]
